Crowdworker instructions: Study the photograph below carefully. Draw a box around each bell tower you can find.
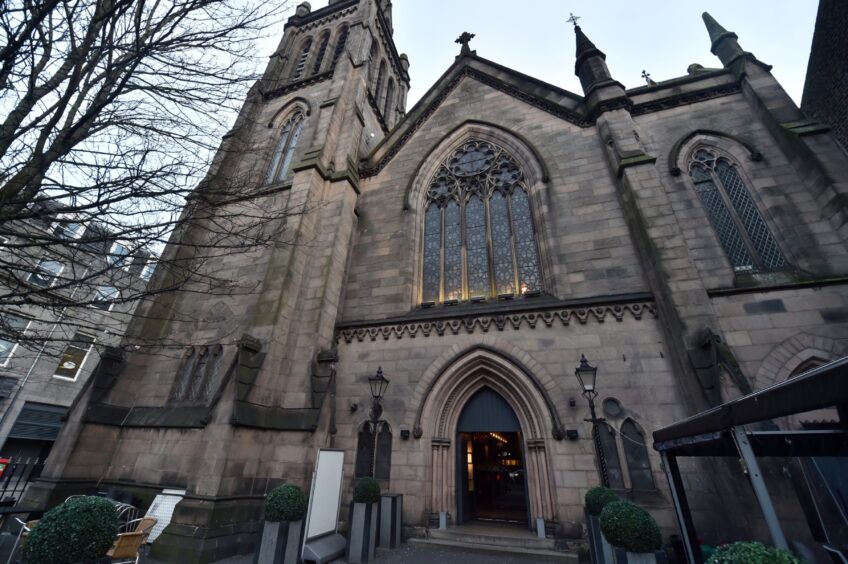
[26,2,411,562]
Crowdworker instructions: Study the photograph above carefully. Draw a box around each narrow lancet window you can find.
[266,113,304,184]
[332,26,349,69]
[291,38,312,80]
[312,31,330,75]
[384,78,395,118]
[689,148,786,272]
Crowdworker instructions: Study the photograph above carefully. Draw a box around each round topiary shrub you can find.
[352,477,381,504]
[599,500,662,554]
[264,484,308,523]
[24,495,119,564]
[585,486,618,516]
[707,541,804,564]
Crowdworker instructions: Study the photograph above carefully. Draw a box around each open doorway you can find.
[458,431,528,524]
[455,387,529,525]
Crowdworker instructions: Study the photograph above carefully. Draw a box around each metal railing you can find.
[0,458,44,509]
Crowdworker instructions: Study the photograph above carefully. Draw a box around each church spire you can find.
[701,12,745,67]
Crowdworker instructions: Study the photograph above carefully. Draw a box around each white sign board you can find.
[143,488,186,543]
[304,448,345,541]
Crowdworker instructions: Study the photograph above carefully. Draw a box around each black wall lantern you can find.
[368,366,390,422]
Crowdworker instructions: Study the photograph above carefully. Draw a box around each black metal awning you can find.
[654,356,848,448]
[650,356,848,564]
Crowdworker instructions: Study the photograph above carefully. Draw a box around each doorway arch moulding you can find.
[413,346,560,523]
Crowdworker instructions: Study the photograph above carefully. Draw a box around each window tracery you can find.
[689,148,786,272]
[266,112,304,184]
[421,139,542,305]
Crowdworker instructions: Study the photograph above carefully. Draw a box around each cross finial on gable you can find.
[641,69,657,86]
[455,31,475,54]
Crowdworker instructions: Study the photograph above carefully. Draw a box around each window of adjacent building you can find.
[53,333,95,380]
[27,259,63,288]
[689,148,786,273]
[1,312,31,366]
[331,25,349,69]
[92,285,119,311]
[421,139,542,305]
[291,37,312,81]
[312,30,330,75]
[107,242,130,267]
[51,219,84,240]
[266,113,304,184]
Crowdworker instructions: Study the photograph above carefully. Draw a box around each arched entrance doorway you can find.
[415,347,559,530]
[456,387,529,524]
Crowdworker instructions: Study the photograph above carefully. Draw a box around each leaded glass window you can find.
[421,139,543,305]
[621,419,655,491]
[689,149,786,272]
[266,113,304,184]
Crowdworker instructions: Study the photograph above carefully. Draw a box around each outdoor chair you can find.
[5,518,38,564]
[106,516,157,564]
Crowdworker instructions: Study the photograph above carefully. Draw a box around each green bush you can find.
[352,477,381,504]
[265,484,308,522]
[585,486,618,516]
[707,541,804,564]
[599,501,662,554]
[24,496,118,564]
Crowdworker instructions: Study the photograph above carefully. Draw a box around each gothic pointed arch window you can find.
[290,37,312,81]
[421,139,543,305]
[383,78,395,119]
[331,25,349,69]
[374,60,386,103]
[354,421,392,480]
[266,112,304,184]
[620,419,655,491]
[311,31,330,75]
[689,148,786,273]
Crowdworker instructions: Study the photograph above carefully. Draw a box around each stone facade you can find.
[26,2,848,562]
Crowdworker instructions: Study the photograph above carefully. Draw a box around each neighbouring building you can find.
[801,0,848,151]
[25,1,848,562]
[0,203,153,464]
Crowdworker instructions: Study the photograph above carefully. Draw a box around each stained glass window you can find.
[490,191,514,295]
[443,200,462,301]
[420,139,543,304]
[465,196,490,298]
[689,149,786,272]
[422,205,441,303]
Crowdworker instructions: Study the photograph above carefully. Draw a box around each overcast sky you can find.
[260,1,817,108]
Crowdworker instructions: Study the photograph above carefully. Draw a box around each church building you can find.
[28,1,848,561]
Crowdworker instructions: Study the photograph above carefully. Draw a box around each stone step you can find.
[429,526,554,549]
[409,538,578,562]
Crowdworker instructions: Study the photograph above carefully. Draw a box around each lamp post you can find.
[574,355,609,487]
[366,367,390,477]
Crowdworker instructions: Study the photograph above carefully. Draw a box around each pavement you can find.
[145,541,571,563]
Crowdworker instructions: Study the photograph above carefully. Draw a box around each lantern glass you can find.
[574,355,598,394]
[369,367,389,401]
